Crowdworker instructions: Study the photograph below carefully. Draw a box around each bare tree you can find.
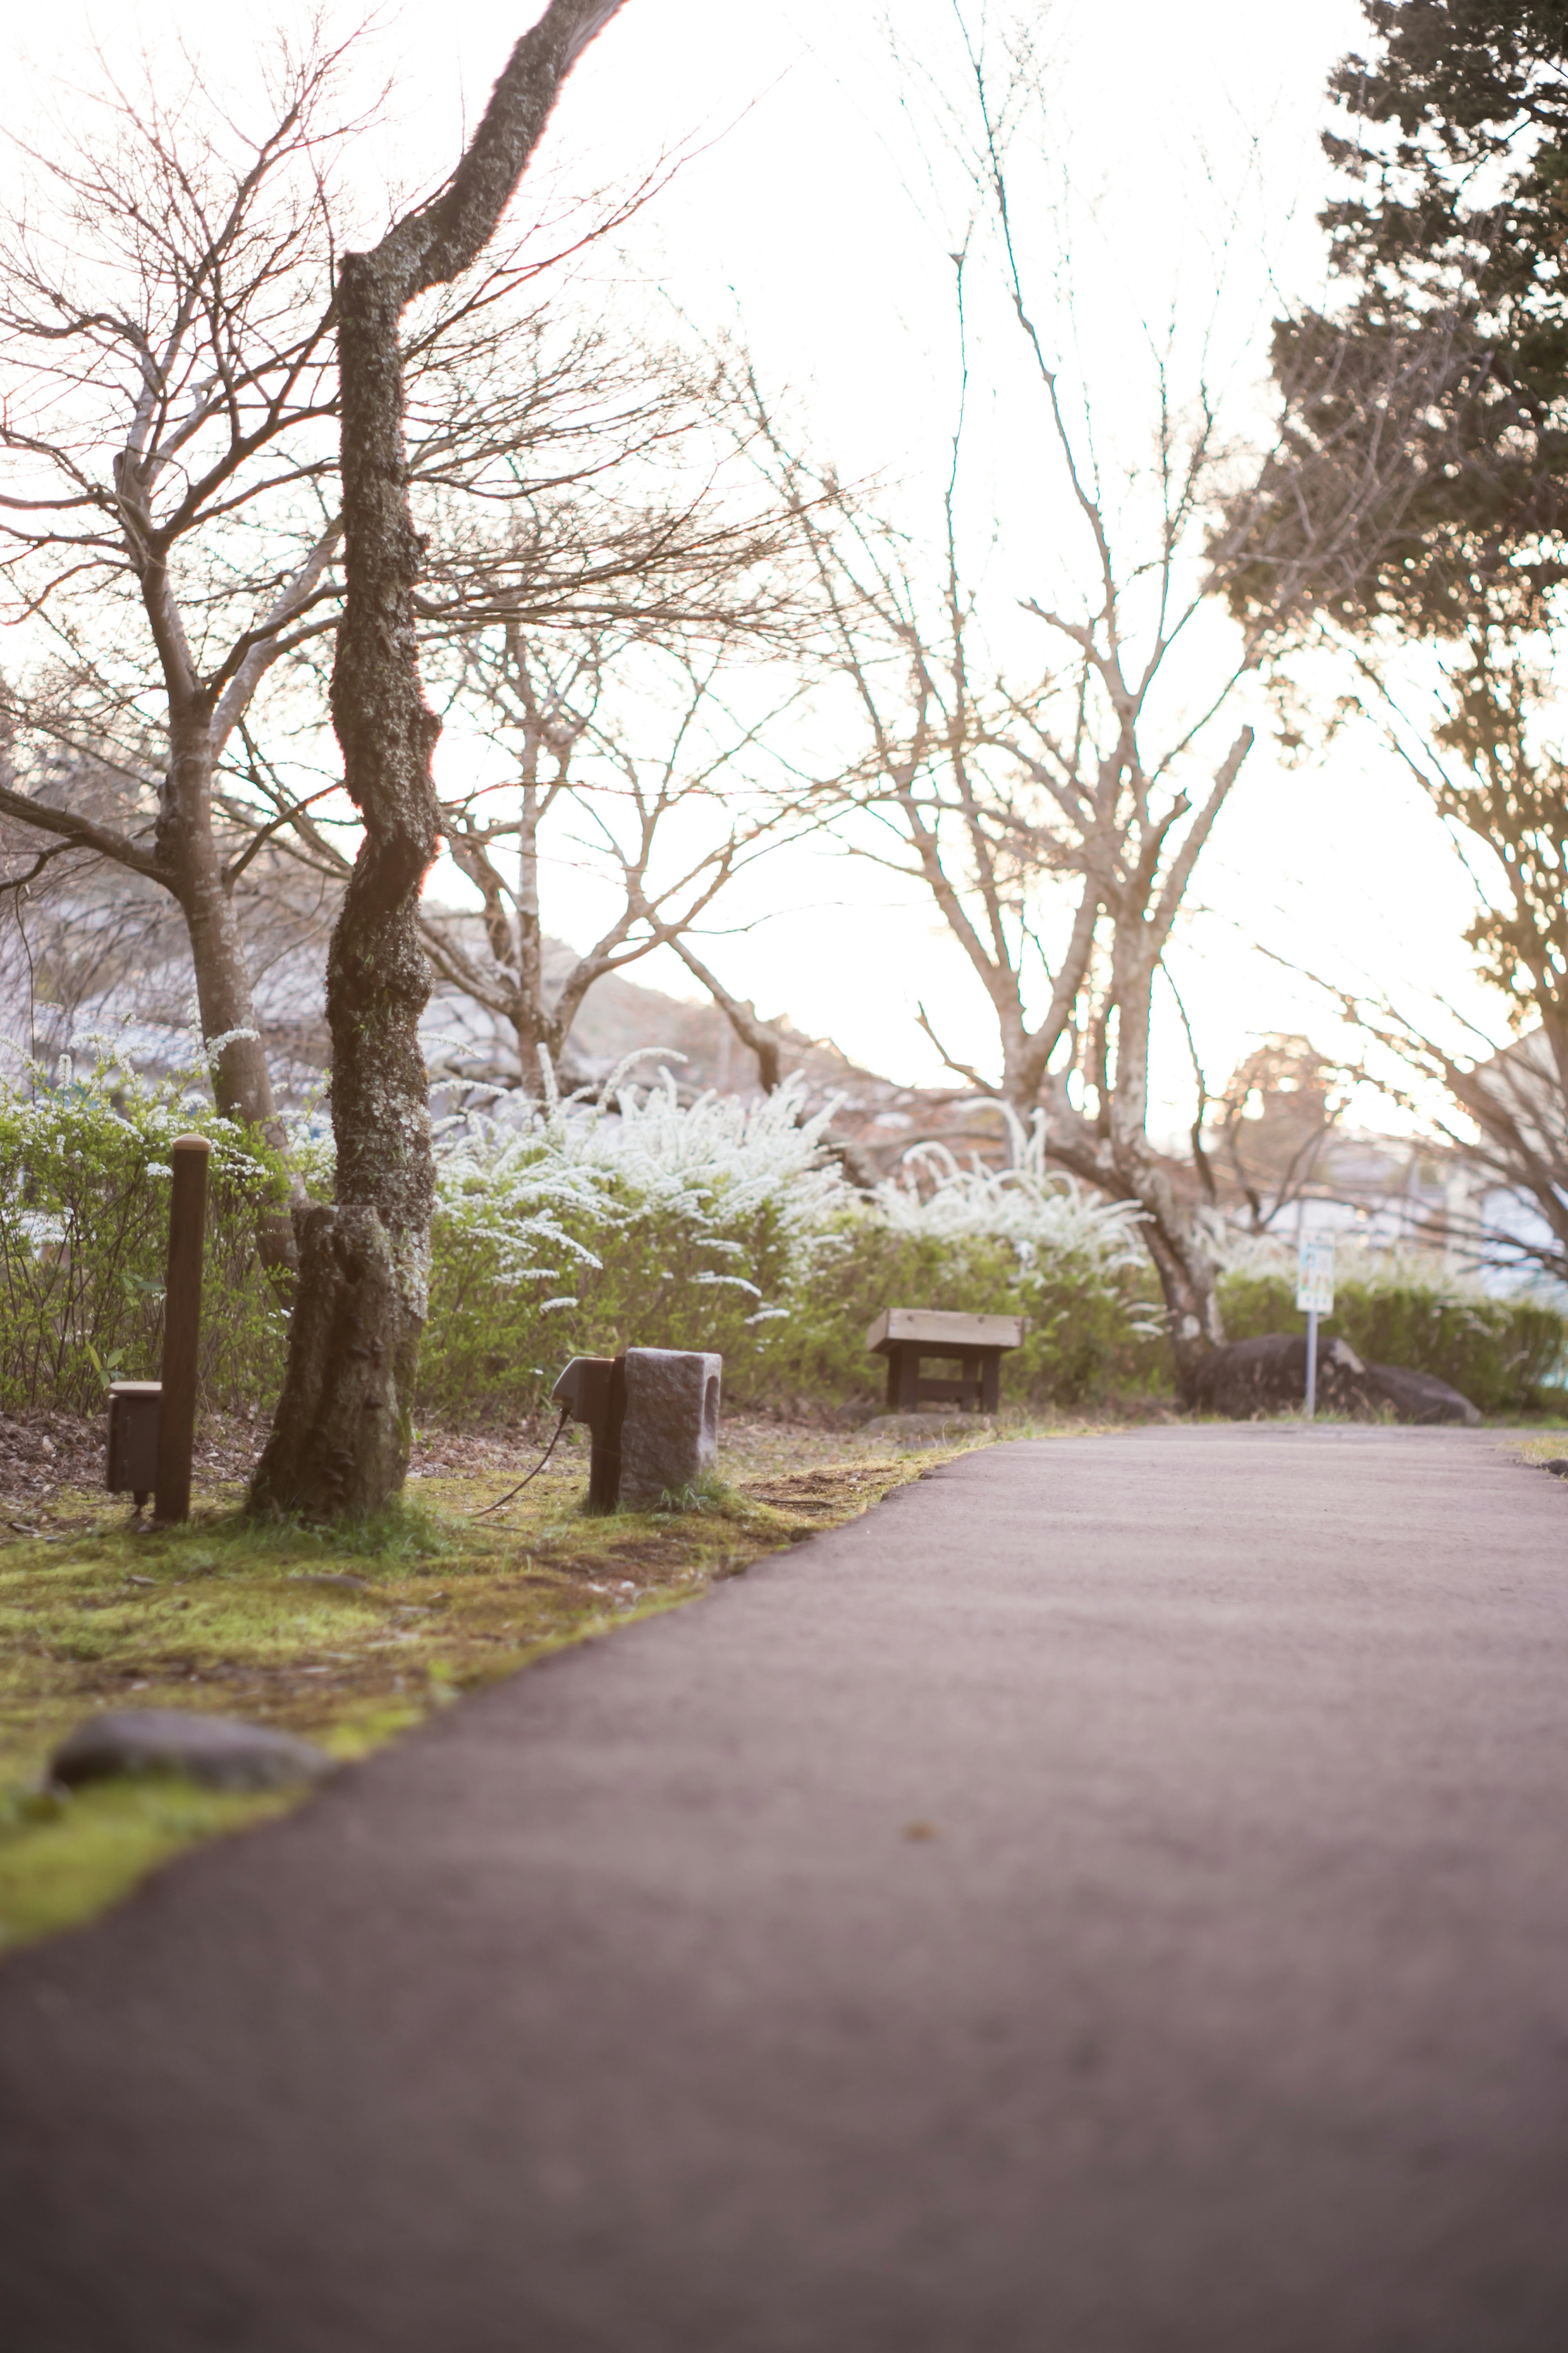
[252,0,628,1517]
[731,7,1372,1392]
[665,939,791,1093]
[0,20,726,1267]
[753,350,1260,1389]
[265,621,807,1095]
[1267,643,1568,1285]
[0,33,360,1224]
[429,628,804,1091]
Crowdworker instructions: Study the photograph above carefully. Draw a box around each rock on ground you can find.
[1190,1334,1479,1425]
[51,1711,333,1794]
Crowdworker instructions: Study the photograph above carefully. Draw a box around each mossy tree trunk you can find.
[252,0,628,1518]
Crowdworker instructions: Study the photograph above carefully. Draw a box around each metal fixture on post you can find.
[154,1134,210,1524]
[551,1354,626,1510]
[106,1381,162,1510]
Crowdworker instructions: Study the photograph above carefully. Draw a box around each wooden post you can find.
[155,1135,210,1524]
[550,1353,628,1512]
[591,1354,627,1514]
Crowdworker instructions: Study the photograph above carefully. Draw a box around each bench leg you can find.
[980,1351,1001,1413]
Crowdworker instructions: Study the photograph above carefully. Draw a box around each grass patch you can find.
[0,1778,294,1954]
[1504,1432,1568,1466]
[0,1413,988,1955]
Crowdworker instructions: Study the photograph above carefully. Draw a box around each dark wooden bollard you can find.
[154,1134,210,1525]
[550,1354,626,1511]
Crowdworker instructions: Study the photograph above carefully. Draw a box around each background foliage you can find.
[0,1056,288,1417]
[0,1066,1560,1427]
[417,1080,1162,1418]
[1218,1245,1565,1415]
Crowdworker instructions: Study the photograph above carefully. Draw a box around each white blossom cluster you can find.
[431,1068,1154,1330]
[871,1107,1149,1272]
[432,1062,853,1317]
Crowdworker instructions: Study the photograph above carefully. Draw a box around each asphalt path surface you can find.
[1,1425,1566,2352]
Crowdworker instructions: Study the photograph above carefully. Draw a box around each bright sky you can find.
[12,0,1502,1134]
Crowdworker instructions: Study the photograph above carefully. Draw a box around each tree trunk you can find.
[1031,908,1235,1403]
[1125,1153,1226,1399]
[1042,1076,1226,1408]
[253,0,626,1519]
[511,780,553,1094]
[251,257,437,1517]
[250,1204,415,1514]
[160,699,300,1286]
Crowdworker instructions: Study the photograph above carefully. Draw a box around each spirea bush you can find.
[0,1055,289,1416]
[416,1078,1161,1420]
[3,1055,1560,1430]
[1216,1238,1566,1414]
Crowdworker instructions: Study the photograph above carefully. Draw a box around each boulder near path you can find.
[1,1425,1566,2352]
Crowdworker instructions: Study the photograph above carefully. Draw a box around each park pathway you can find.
[1,1425,1566,2351]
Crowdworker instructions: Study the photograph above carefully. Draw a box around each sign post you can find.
[1295,1233,1336,1418]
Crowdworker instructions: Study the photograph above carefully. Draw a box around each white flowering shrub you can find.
[422,1066,853,1414]
[420,1069,1162,1417]
[433,1062,850,1292]
[0,1053,288,1412]
[871,1109,1151,1268]
[0,1055,1174,1420]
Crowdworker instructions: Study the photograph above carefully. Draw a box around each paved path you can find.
[2,1426,1566,2351]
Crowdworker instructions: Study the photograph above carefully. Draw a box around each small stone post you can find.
[155,1134,210,1524]
[552,1347,721,1512]
[617,1349,722,1510]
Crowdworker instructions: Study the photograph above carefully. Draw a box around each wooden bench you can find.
[865,1309,1028,1414]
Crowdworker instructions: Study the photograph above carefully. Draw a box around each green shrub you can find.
[1217,1256,1567,1414]
[53,1063,1545,1431]
[417,1077,1161,1421]
[0,1057,288,1416]
[0,1063,1160,1426]
[747,1220,1162,1407]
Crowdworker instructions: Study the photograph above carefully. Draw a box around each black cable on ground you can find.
[471,1407,574,1521]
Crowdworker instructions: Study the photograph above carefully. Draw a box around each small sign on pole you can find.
[1295,1233,1336,1418]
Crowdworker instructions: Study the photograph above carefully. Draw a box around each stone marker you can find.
[617,1348,722,1510]
[51,1709,333,1794]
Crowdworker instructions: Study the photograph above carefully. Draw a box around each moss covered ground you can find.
[0,1412,1015,1955]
